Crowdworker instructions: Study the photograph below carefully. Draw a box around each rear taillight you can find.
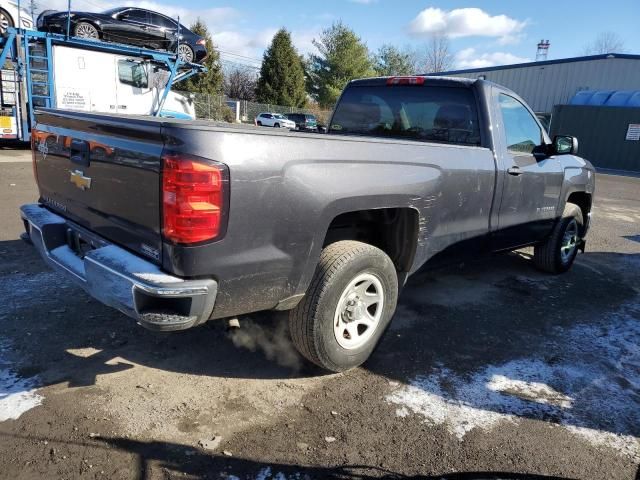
[196,39,206,46]
[162,153,228,244]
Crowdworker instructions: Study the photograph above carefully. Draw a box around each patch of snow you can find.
[0,341,43,421]
[487,375,573,408]
[387,301,640,460]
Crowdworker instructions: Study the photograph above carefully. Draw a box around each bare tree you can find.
[583,32,626,55]
[411,35,454,74]
[223,66,258,101]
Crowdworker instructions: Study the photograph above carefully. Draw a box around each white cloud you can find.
[214,29,276,61]
[409,7,527,43]
[455,48,530,69]
[292,29,321,56]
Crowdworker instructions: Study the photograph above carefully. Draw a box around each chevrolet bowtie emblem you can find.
[70,170,92,190]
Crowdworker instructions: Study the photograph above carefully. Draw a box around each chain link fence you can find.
[175,90,332,126]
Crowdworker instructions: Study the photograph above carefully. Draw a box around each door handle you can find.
[507,166,523,176]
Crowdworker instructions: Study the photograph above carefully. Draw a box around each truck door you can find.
[493,90,563,248]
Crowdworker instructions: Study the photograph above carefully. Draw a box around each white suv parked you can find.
[255,112,296,129]
[0,0,34,33]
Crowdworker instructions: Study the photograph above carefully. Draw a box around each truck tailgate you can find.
[32,110,164,263]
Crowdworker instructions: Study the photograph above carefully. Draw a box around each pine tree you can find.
[374,45,414,76]
[180,19,223,96]
[255,29,307,107]
[308,22,375,108]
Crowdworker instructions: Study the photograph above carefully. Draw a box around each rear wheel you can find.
[177,44,194,63]
[288,241,398,372]
[533,203,583,273]
[74,22,99,40]
[274,123,280,128]
[0,9,14,34]
[256,121,262,126]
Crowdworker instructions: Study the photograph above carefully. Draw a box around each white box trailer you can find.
[52,46,195,119]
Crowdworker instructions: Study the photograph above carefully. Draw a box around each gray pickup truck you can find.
[22,76,595,372]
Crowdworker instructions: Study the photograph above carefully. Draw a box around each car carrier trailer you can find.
[0,26,206,142]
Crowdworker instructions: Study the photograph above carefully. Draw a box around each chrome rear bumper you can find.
[20,203,217,331]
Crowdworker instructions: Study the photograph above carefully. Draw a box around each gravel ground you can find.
[0,148,639,480]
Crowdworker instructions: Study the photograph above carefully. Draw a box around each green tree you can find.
[255,29,307,107]
[180,19,223,96]
[373,45,414,76]
[308,22,375,108]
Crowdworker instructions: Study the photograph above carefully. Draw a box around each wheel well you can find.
[323,208,420,275]
[566,192,592,222]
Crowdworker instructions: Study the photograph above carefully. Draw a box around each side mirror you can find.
[553,135,578,155]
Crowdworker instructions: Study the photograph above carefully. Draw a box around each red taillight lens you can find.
[196,39,206,46]
[386,76,426,86]
[162,153,228,244]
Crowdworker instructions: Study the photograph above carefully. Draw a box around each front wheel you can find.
[274,123,280,128]
[288,241,398,372]
[533,203,584,274]
[74,22,100,40]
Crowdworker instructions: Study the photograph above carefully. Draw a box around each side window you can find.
[118,60,148,88]
[122,9,149,24]
[499,94,542,154]
[150,13,176,29]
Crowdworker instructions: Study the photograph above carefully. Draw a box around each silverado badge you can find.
[70,170,92,190]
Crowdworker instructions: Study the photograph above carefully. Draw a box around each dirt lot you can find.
[1,148,639,480]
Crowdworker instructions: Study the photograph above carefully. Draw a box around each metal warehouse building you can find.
[434,53,640,114]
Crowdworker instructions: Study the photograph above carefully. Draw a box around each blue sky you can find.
[46,0,640,70]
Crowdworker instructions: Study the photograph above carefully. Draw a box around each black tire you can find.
[177,44,194,63]
[256,121,262,126]
[533,203,583,274]
[289,240,398,372]
[274,123,280,128]
[0,9,14,34]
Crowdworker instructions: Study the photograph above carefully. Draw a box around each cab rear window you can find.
[329,85,481,146]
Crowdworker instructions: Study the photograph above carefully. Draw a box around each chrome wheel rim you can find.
[0,13,11,33]
[333,272,384,350]
[177,45,193,63]
[75,23,98,39]
[560,219,578,263]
